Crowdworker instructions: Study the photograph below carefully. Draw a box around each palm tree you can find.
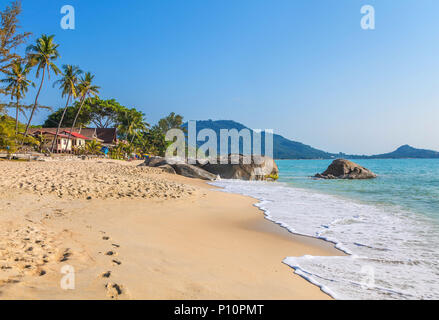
[157,112,185,134]
[119,109,148,144]
[65,72,100,151]
[22,34,60,138]
[85,139,102,155]
[51,65,82,152]
[0,60,35,133]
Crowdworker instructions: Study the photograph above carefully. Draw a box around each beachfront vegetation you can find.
[1,61,34,133]
[0,115,38,154]
[0,1,30,86]
[51,64,82,152]
[23,34,61,138]
[0,1,185,158]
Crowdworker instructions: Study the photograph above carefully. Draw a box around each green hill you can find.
[183,120,439,160]
[369,145,439,159]
[183,120,335,159]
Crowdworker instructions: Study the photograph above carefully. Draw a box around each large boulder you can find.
[172,163,217,181]
[199,154,279,181]
[315,159,377,180]
[139,156,185,168]
[158,164,177,174]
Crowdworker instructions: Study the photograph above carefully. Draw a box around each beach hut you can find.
[61,130,94,149]
[32,130,72,153]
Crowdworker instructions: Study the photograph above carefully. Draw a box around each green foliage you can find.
[85,139,102,155]
[137,126,171,156]
[43,98,149,138]
[0,115,38,152]
[0,1,31,80]
[26,34,60,78]
[43,105,90,128]
[157,112,185,134]
[108,141,138,160]
[109,143,124,160]
[265,173,279,181]
[0,117,16,152]
[1,60,35,132]
[53,64,82,99]
[1,60,34,101]
[23,34,61,137]
[118,107,148,142]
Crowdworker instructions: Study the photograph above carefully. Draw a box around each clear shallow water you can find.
[212,159,439,300]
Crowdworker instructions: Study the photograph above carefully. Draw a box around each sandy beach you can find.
[0,159,342,300]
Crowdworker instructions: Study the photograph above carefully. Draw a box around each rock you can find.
[199,154,279,181]
[139,156,185,168]
[315,159,377,180]
[159,164,176,174]
[139,156,166,167]
[171,163,217,181]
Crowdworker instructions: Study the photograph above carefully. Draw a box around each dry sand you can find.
[0,158,343,300]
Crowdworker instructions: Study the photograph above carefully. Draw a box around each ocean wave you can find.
[210,180,439,300]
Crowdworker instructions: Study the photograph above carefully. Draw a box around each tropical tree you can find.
[0,118,16,153]
[51,64,82,152]
[138,126,170,156]
[109,142,124,160]
[0,1,31,81]
[85,98,125,128]
[1,60,34,133]
[157,112,185,134]
[118,108,148,143]
[85,139,102,155]
[65,72,100,151]
[43,104,90,128]
[0,114,38,154]
[22,34,60,138]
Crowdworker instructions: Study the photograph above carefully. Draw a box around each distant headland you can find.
[184,120,439,160]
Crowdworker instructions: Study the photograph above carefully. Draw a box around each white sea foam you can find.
[211,180,439,300]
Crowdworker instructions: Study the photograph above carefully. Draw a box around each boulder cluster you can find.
[139,154,279,181]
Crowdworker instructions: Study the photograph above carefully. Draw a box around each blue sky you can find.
[2,0,439,154]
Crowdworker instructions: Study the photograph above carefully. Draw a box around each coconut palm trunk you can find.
[51,93,71,153]
[64,95,86,152]
[15,100,19,134]
[23,67,46,140]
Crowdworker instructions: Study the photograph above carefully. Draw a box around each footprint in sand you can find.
[105,251,117,256]
[112,259,122,266]
[58,248,72,262]
[97,233,125,298]
[105,282,123,299]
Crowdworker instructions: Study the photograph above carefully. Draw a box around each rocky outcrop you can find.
[139,155,279,181]
[199,154,279,181]
[315,159,377,180]
[172,163,217,181]
[158,164,176,174]
[139,156,216,181]
[140,156,185,168]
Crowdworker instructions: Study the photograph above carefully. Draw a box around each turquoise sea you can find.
[213,159,439,299]
[277,159,439,221]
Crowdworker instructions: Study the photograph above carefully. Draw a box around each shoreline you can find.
[0,159,343,299]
